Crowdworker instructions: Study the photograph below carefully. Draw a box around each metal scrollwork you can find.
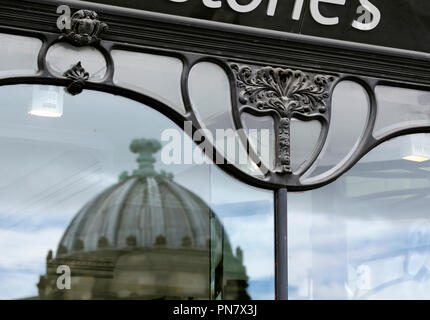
[231,64,335,173]
[64,61,89,95]
[60,9,108,46]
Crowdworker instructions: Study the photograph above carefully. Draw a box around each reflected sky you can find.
[289,134,430,300]
[0,85,274,300]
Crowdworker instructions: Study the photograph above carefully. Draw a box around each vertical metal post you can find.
[275,188,288,300]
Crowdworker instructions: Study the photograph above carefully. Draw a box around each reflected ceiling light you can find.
[402,155,429,163]
[402,135,430,163]
[28,85,64,118]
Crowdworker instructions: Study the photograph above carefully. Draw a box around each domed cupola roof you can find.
[57,139,223,256]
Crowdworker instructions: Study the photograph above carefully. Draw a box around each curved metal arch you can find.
[0,14,429,192]
[38,38,115,84]
[181,56,275,183]
[226,61,430,191]
[296,77,430,191]
[30,28,291,190]
[298,76,378,186]
[226,61,336,186]
[0,76,187,127]
[0,75,284,192]
[180,55,283,188]
[2,2,430,305]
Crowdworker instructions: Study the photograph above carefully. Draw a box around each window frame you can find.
[0,0,429,300]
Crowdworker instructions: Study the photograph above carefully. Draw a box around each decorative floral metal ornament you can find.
[64,62,89,95]
[231,64,335,173]
[60,9,108,46]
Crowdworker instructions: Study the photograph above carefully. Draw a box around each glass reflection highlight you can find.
[289,134,430,300]
[0,85,274,300]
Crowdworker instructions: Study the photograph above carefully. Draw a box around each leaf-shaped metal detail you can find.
[231,64,335,173]
[64,61,89,95]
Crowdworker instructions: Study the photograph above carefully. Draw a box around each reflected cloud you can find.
[0,86,274,300]
[289,135,430,299]
[34,138,250,300]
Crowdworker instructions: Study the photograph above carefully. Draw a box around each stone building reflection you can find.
[36,139,249,300]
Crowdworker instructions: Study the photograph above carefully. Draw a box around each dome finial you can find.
[130,138,161,177]
[119,138,174,181]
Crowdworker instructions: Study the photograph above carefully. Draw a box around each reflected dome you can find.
[37,138,249,300]
[57,173,213,255]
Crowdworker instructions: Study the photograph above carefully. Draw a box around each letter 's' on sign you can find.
[168,0,381,31]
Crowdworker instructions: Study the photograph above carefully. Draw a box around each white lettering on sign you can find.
[292,0,305,20]
[168,0,381,31]
[226,0,263,13]
[202,0,221,9]
[352,0,381,31]
[310,0,346,26]
[56,4,71,30]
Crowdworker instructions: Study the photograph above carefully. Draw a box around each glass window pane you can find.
[210,167,275,300]
[241,113,275,171]
[301,81,369,184]
[112,50,185,114]
[46,43,107,81]
[290,119,322,173]
[0,34,42,77]
[289,133,430,300]
[188,62,265,177]
[374,86,430,138]
[239,115,322,174]
[0,84,273,300]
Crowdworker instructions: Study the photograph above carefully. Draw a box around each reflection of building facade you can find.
[37,139,249,300]
[0,0,429,301]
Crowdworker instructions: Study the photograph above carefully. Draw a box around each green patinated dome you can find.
[38,139,248,300]
[57,138,227,255]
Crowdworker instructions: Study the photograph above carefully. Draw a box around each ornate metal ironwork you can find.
[0,0,428,303]
[64,61,89,95]
[0,0,427,191]
[60,9,108,46]
[231,64,335,173]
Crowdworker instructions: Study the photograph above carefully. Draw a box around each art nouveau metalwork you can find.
[0,2,427,190]
[231,64,335,174]
[64,61,89,95]
[59,9,108,46]
[0,0,429,300]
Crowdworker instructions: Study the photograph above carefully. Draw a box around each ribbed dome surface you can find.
[57,175,217,255]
